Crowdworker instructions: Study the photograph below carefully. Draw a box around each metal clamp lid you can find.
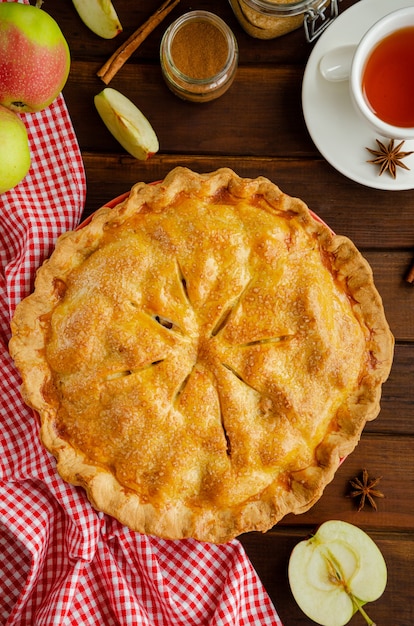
[304,0,341,42]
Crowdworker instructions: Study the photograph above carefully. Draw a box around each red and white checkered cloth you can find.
[0,16,283,626]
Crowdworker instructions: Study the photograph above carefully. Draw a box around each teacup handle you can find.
[319,45,356,82]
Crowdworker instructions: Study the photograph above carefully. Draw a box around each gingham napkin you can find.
[0,25,282,626]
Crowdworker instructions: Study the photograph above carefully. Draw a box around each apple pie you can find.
[9,167,394,543]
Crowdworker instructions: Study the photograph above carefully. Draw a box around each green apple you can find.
[94,88,159,160]
[0,3,70,112]
[0,105,30,194]
[288,520,387,626]
[72,0,122,39]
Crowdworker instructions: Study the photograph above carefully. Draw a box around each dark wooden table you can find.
[47,1,414,623]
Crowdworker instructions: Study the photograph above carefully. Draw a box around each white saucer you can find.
[302,0,414,190]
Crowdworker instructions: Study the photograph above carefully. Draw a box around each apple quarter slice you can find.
[94,88,159,161]
[72,0,122,39]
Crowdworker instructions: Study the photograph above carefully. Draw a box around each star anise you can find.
[348,469,384,511]
[366,139,414,179]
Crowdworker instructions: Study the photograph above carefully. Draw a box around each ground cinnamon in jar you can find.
[160,11,238,102]
[170,21,228,80]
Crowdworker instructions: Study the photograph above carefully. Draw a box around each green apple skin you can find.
[0,3,70,112]
[0,105,30,194]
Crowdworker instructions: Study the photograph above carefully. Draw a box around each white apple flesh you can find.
[0,105,30,194]
[72,0,122,39]
[94,88,159,161]
[288,520,387,626]
[0,3,70,113]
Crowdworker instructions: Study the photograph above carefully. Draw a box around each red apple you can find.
[0,2,70,113]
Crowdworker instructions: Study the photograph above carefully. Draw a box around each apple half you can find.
[94,88,159,161]
[288,520,387,626]
[72,0,122,39]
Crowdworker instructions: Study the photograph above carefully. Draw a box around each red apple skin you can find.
[0,3,70,113]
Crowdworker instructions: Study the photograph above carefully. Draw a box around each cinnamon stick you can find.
[97,0,181,85]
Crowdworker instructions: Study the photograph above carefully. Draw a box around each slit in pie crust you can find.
[9,167,394,543]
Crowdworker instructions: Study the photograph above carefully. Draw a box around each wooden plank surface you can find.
[42,1,414,624]
[241,529,414,626]
[80,153,414,249]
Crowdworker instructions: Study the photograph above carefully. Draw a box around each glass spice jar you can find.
[228,0,341,41]
[160,11,238,103]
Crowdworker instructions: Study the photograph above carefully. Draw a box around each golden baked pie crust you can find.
[9,167,394,543]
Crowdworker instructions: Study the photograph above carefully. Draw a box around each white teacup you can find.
[320,7,414,139]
